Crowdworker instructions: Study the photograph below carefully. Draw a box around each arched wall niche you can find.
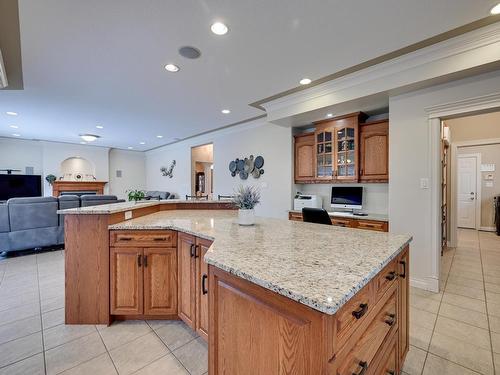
[60,156,96,181]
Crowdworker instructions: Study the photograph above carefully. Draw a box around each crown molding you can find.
[426,92,500,118]
[262,22,500,124]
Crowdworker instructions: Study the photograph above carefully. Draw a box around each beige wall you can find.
[445,111,500,230]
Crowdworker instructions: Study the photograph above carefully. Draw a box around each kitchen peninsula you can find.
[60,201,412,374]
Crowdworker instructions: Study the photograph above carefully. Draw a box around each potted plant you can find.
[45,174,57,186]
[127,189,145,202]
[233,185,260,226]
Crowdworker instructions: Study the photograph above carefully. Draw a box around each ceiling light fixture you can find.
[156,135,163,138]
[139,141,145,145]
[326,113,333,118]
[221,109,231,114]
[6,111,17,116]
[164,64,180,72]
[491,3,500,14]
[299,78,312,85]
[80,134,100,142]
[96,125,104,129]
[128,147,133,150]
[9,125,18,128]
[211,22,228,35]
[12,133,20,137]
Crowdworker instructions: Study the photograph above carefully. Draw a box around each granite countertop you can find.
[58,199,232,214]
[109,210,411,315]
[289,210,389,222]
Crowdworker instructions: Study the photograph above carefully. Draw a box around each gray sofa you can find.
[144,191,176,200]
[0,194,124,253]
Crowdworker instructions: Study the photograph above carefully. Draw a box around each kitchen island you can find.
[60,204,411,375]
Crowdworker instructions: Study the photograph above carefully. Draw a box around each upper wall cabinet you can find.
[359,120,389,182]
[293,112,388,184]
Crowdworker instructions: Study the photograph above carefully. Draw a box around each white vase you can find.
[238,208,255,226]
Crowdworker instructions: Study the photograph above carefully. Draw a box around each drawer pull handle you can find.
[202,274,208,295]
[194,245,200,259]
[153,237,167,241]
[386,371,395,375]
[120,237,132,241]
[352,303,368,319]
[385,313,396,326]
[399,260,407,279]
[137,254,142,267]
[143,255,148,267]
[385,271,396,281]
[352,361,368,375]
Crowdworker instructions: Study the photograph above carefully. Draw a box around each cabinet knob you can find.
[353,361,368,375]
[352,303,368,319]
[385,271,396,281]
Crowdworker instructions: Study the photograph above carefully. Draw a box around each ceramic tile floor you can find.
[403,229,499,375]
[0,228,498,374]
[0,250,206,375]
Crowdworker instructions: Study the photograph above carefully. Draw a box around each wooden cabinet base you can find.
[288,212,389,232]
[208,246,409,375]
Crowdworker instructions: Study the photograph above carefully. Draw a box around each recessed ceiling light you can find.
[491,3,500,14]
[96,125,104,129]
[157,135,163,138]
[164,64,180,72]
[9,125,18,129]
[80,134,100,142]
[326,113,333,118]
[128,146,133,150]
[221,109,231,114]
[6,111,17,116]
[211,22,228,35]
[299,78,312,85]
[178,46,201,59]
[139,141,146,145]
[12,133,20,137]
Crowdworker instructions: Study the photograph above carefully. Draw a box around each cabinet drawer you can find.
[332,218,351,227]
[336,283,373,347]
[336,289,397,375]
[370,333,397,375]
[110,230,177,247]
[289,212,303,221]
[356,220,387,232]
[374,259,398,302]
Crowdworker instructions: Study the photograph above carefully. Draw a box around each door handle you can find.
[202,274,208,295]
[190,244,195,258]
[137,254,142,267]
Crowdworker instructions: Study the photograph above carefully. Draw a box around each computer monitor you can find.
[331,186,363,210]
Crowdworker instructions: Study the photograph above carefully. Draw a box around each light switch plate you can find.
[125,211,133,220]
[420,178,429,189]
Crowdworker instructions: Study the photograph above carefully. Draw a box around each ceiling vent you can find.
[0,49,8,89]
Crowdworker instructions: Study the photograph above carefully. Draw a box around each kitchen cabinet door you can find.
[196,238,212,341]
[178,233,196,328]
[360,121,389,182]
[110,247,143,315]
[294,133,315,182]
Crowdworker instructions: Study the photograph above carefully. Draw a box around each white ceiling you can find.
[0,0,496,150]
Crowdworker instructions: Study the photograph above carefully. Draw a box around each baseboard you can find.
[410,276,439,293]
[479,226,496,232]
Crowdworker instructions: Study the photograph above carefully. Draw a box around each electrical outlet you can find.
[420,178,429,189]
[125,211,133,220]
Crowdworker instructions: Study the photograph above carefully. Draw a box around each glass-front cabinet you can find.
[314,113,361,182]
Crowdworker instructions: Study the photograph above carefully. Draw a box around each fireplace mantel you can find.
[51,181,107,197]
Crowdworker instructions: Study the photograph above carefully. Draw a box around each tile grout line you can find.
[35,253,48,375]
[94,327,121,375]
[478,233,497,375]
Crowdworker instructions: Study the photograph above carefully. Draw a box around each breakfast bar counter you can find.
[60,204,411,374]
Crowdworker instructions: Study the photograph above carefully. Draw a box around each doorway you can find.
[191,143,213,198]
[456,153,480,229]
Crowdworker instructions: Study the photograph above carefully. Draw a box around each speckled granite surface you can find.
[57,199,231,214]
[289,210,389,222]
[109,210,412,315]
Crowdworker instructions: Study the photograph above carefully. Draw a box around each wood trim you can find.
[52,181,107,197]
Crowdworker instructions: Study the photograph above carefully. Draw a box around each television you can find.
[331,186,363,210]
[0,174,42,201]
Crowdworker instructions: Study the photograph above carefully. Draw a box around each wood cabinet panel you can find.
[294,133,315,182]
[374,258,398,302]
[355,220,388,232]
[178,233,196,329]
[143,247,177,315]
[370,331,398,375]
[360,121,389,182]
[110,230,177,247]
[288,212,389,232]
[196,238,212,341]
[398,247,409,362]
[110,247,143,315]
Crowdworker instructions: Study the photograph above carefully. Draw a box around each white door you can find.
[457,156,477,229]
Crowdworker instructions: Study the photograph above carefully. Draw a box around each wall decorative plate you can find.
[229,155,264,180]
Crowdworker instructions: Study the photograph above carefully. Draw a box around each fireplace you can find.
[51,181,107,197]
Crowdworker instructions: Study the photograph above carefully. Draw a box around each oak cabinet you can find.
[178,232,212,340]
[110,246,177,316]
[294,133,315,182]
[288,212,389,232]
[398,247,409,362]
[178,233,197,328]
[360,120,389,182]
[110,247,143,315]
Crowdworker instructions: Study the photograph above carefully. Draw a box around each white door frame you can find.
[454,152,481,231]
[425,92,500,292]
